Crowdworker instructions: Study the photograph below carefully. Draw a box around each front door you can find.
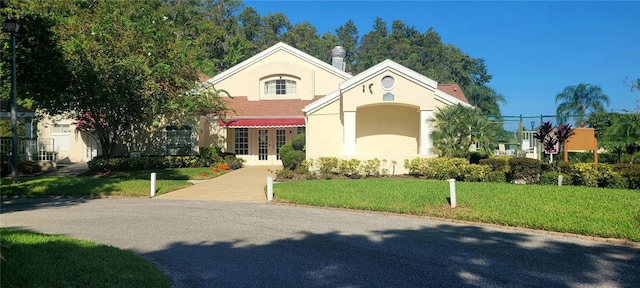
[258,129,268,161]
[276,129,286,161]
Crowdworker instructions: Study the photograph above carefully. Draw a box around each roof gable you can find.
[201,42,352,87]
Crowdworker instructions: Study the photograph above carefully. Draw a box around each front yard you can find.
[273,178,640,242]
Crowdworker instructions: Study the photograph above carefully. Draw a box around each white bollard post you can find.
[267,176,273,202]
[150,173,156,197]
[558,174,563,187]
[447,178,456,208]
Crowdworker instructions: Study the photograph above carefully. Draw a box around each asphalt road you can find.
[1,198,639,288]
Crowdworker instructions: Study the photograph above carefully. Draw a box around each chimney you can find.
[331,46,346,71]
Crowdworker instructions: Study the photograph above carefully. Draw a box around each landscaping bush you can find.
[613,164,640,189]
[224,155,244,170]
[88,156,202,172]
[282,150,305,170]
[291,133,305,150]
[508,157,541,184]
[599,173,628,189]
[404,157,467,179]
[361,158,382,177]
[19,161,41,175]
[469,152,489,164]
[538,171,571,186]
[317,157,339,174]
[338,159,361,176]
[479,157,509,173]
[457,164,490,182]
[487,171,507,183]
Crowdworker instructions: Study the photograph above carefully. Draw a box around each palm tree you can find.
[431,104,496,158]
[555,83,609,126]
[463,84,506,116]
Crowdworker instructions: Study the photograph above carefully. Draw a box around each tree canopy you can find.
[555,83,610,126]
[2,0,507,156]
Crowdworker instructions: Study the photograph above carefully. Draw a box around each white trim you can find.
[339,59,438,92]
[198,42,352,91]
[302,89,341,114]
[420,110,434,155]
[343,111,356,155]
[434,89,472,107]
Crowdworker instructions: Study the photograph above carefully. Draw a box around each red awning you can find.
[219,118,305,128]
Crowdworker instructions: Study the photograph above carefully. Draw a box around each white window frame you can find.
[264,78,297,96]
[234,128,249,155]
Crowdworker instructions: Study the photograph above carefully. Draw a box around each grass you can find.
[273,178,640,242]
[0,167,229,197]
[0,228,170,288]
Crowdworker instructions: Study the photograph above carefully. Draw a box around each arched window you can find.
[264,79,297,95]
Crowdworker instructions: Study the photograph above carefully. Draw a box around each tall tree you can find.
[462,84,506,116]
[335,20,358,72]
[555,83,610,126]
[4,0,229,157]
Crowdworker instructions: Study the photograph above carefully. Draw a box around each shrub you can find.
[487,171,507,183]
[508,157,541,184]
[599,173,628,189]
[469,152,489,164]
[275,168,295,180]
[457,164,490,182]
[479,157,509,173]
[282,150,305,170]
[88,156,202,172]
[613,164,640,189]
[569,163,599,187]
[291,133,305,151]
[361,158,382,177]
[404,157,467,179]
[279,143,294,164]
[19,161,41,175]
[199,146,222,160]
[338,159,361,176]
[224,155,244,170]
[317,157,339,174]
[538,172,571,186]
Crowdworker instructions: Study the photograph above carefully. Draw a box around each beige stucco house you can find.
[31,42,470,172]
[198,42,470,173]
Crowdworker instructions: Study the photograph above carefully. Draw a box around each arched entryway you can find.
[355,104,420,156]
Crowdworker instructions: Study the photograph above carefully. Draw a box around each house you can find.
[30,42,470,173]
[198,42,470,173]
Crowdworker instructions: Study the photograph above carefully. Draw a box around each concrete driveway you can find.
[2,198,638,288]
[157,166,279,202]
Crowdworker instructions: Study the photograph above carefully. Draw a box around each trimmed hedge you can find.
[508,158,541,184]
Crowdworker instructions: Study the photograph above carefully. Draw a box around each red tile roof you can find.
[437,84,468,104]
[221,96,324,118]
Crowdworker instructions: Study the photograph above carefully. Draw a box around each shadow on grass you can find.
[140,223,640,287]
[0,228,170,288]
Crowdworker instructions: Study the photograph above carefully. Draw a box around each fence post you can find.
[267,176,273,202]
[150,173,156,197]
[447,179,456,208]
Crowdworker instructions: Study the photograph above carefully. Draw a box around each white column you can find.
[420,110,433,155]
[343,111,356,155]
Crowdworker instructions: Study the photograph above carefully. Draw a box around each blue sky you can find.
[245,0,640,123]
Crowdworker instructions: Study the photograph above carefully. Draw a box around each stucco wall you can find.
[306,100,343,160]
[342,70,436,112]
[356,104,420,155]
[211,50,346,100]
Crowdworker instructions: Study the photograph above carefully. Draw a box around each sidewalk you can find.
[156,166,279,202]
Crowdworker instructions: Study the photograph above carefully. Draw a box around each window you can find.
[381,75,395,90]
[276,129,286,160]
[52,123,71,151]
[52,124,71,134]
[296,127,306,135]
[165,125,192,155]
[234,128,249,155]
[264,79,297,95]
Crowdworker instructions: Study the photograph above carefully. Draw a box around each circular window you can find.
[381,75,395,90]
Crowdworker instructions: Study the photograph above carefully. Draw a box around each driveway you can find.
[157,166,279,202]
[2,198,638,288]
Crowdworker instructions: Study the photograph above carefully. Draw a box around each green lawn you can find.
[273,178,640,242]
[0,167,228,197]
[0,228,170,288]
